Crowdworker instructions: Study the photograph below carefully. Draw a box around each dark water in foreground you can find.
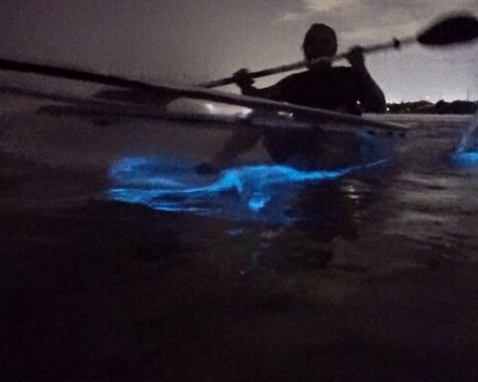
[1,111,478,381]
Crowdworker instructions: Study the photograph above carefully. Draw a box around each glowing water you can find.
[109,156,388,223]
[452,112,478,167]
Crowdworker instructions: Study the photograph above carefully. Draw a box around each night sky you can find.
[0,0,477,102]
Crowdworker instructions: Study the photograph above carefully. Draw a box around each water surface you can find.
[1,109,478,381]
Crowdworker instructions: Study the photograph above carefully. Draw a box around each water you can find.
[1,103,478,381]
[1,107,477,274]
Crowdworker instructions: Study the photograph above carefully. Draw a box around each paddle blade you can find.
[417,13,478,46]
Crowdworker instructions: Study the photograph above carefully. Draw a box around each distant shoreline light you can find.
[387,95,477,103]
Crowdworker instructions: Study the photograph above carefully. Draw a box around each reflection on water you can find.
[452,112,478,167]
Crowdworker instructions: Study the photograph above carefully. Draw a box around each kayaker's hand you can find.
[195,162,220,175]
[346,46,366,70]
[233,69,255,89]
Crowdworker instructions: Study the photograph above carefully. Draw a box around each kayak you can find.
[31,97,406,171]
[0,72,410,173]
[0,84,408,221]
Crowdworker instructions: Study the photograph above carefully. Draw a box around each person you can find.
[197,23,386,174]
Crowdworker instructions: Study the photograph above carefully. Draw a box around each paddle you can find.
[0,57,185,98]
[198,12,478,88]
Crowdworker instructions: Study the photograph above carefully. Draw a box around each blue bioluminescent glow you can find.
[451,113,478,168]
[451,150,478,168]
[248,194,270,212]
[108,156,389,223]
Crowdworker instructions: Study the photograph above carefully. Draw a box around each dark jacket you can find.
[211,65,386,167]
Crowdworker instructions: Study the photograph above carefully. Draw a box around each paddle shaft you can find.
[198,36,416,88]
[0,58,173,94]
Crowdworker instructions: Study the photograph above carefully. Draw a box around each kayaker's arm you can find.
[233,69,284,100]
[347,47,386,113]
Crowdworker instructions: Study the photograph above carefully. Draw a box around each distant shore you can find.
[387,100,477,115]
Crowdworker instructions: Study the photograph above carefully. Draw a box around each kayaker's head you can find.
[302,24,338,69]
